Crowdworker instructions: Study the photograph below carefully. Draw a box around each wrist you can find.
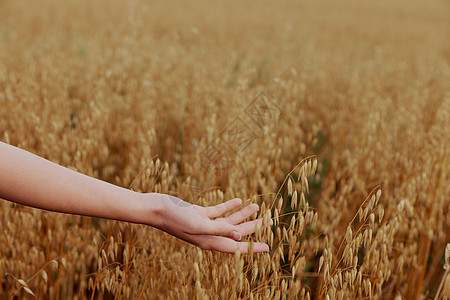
[135,192,165,227]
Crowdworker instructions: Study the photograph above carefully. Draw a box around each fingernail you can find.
[231,231,241,241]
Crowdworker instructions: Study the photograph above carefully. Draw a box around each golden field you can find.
[0,0,449,298]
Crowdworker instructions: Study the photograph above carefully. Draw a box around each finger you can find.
[236,218,274,237]
[202,219,241,240]
[205,198,242,219]
[201,236,270,253]
[221,203,259,225]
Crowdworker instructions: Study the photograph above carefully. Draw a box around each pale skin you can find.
[0,141,271,253]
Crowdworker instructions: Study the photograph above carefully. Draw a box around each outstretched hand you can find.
[148,194,272,253]
[0,142,272,254]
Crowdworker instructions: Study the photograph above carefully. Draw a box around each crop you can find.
[0,0,449,299]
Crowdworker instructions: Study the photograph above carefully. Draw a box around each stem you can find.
[90,221,117,300]
[434,270,448,300]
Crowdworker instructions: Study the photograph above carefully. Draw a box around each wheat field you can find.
[0,0,449,299]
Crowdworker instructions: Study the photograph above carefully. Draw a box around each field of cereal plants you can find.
[0,0,449,298]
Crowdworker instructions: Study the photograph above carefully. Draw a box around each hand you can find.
[0,142,272,254]
[147,194,272,253]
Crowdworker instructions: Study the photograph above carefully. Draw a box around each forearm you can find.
[0,142,159,224]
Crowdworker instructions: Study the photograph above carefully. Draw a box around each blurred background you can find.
[0,0,449,298]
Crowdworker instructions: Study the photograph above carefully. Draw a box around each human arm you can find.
[0,141,270,253]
